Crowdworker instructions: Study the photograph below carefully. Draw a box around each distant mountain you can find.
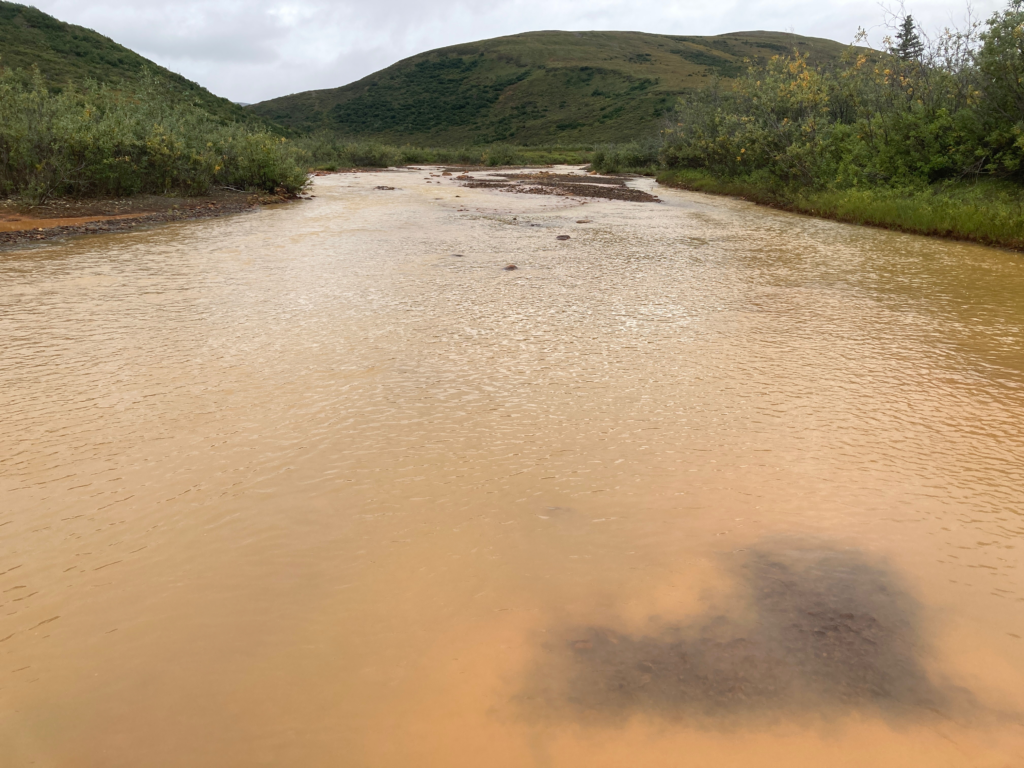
[248,30,849,145]
[0,1,280,130]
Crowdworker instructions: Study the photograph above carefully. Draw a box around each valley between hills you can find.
[2,0,1024,251]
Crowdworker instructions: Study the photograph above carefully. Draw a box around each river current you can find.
[1,168,1023,766]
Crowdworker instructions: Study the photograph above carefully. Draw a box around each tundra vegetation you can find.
[0,70,309,203]
[0,67,591,204]
[248,30,847,145]
[593,2,1024,248]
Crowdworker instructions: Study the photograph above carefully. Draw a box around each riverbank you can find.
[0,190,297,249]
[656,170,1024,252]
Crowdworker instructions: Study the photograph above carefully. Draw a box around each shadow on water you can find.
[520,541,982,727]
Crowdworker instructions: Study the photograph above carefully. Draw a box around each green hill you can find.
[0,0,277,129]
[248,30,849,145]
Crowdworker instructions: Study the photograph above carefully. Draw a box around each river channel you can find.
[1,168,1023,766]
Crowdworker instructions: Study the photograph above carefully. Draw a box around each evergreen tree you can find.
[893,15,925,60]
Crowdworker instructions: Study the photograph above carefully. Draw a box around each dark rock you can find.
[556,235,571,241]
[375,186,395,191]
[504,264,518,270]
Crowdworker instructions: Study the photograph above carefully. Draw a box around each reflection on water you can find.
[527,541,976,724]
[1,167,1023,767]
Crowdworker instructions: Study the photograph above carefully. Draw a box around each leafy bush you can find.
[483,143,526,166]
[0,68,308,203]
[428,146,487,164]
[658,1,1024,190]
[590,140,661,173]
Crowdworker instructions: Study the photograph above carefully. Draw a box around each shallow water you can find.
[1,168,1023,767]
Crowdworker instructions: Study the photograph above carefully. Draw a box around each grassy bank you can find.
[657,169,1024,250]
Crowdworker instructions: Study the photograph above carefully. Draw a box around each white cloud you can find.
[29,0,1004,103]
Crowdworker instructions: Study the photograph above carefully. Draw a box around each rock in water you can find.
[556,235,571,241]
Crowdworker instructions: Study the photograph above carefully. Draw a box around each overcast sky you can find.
[30,0,1002,104]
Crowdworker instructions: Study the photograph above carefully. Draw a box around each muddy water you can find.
[1,168,1023,767]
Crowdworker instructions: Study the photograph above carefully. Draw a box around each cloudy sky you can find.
[31,0,1001,104]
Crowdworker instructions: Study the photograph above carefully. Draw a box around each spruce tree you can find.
[893,15,925,60]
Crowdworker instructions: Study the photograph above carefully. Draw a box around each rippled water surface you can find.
[2,168,1023,767]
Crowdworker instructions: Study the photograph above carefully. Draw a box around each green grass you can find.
[657,170,1024,251]
[249,30,849,145]
[0,0,281,132]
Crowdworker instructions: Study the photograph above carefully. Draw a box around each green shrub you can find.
[590,140,660,173]
[483,143,526,166]
[0,68,308,202]
[659,2,1024,191]
[646,2,1024,249]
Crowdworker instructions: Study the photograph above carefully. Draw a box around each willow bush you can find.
[590,140,661,173]
[657,1,1024,191]
[0,69,308,203]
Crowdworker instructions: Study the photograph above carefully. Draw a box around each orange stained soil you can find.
[0,211,146,232]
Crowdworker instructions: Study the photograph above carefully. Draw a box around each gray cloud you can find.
[31,0,1003,103]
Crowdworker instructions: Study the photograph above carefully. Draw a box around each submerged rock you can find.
[520,542,980,725]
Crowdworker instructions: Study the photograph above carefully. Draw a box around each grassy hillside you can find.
[249,30,849,144]
[0,1,276,129]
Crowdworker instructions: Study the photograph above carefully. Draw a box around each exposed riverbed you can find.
[1,167,1023,766]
